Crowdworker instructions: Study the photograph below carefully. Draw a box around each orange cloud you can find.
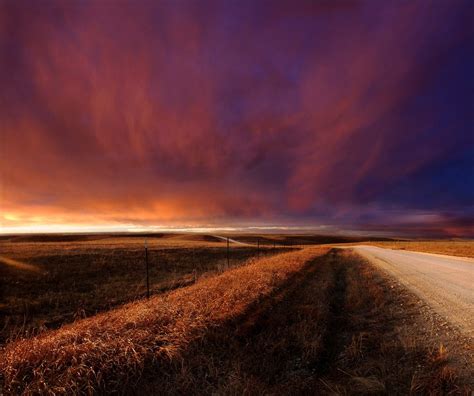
[0,1,472,236]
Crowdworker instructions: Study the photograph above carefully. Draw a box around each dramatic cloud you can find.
[1,0,473,236]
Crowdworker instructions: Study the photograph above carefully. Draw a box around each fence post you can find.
[227,237,230,268]
[145,238,150,299]
[257,238,260,258]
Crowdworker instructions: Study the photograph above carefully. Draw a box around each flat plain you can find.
[0,233,290,344]
[0,234,472,394]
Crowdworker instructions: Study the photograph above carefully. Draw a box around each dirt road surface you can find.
[212,235,252,245]
[353,245,474,337]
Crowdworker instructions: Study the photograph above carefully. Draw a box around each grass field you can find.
[0,234,472,394]
[0,233,393,344]
[223,233,391,246]
[0,234,289,344]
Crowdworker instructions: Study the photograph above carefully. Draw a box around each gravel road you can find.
[213,235,252,245]
[353,245,474,337]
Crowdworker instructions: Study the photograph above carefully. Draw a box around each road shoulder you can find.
[351,249,473,390]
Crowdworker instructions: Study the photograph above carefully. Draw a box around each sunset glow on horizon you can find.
[1,0,473,237]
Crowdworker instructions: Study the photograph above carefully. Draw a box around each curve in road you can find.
[212,235,253,246]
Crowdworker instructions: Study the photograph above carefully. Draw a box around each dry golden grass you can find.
[137,249,470,395]
[226,233,390,246]
[0,235,285,343]
[0,247,326,394]
[2,247,470,395]
[359,240,474,258]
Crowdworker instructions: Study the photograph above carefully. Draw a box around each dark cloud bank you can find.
[0,0,473,236]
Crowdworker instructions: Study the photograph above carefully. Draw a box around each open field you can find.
[0,247,321,394]
[222,233,392,246]
[1,237,472,394]
[0,234,290,344]
[0,232,396,344]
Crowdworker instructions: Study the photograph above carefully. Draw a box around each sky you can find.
[0,0,473,237]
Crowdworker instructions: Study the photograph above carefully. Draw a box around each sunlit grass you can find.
[0,256,42,273]
[0,247,324,394]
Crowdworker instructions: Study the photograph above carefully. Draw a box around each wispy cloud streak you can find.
[0,0,473,236]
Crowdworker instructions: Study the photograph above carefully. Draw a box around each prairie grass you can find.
[134,250,468,395]
[136,249,470,395]
[226,233,390,246]
[0,247,324,394]
[1,247,470,394]
[0,234,287,343]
